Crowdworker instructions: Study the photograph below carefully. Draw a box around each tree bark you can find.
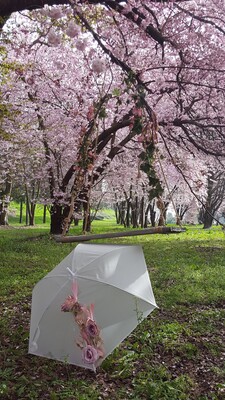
[202,170,225,229]
[132,195,139,228]
[120,201,126,226]
[139,196,144,228]
[43,204,47,223]
[144,203,151,228]
[55,226,186,243]
[114,202,120,224]
[126,198,131,228]
[0,201,9,225]
[0,179,12,225]
[82,193,91,233]
[203,211,214,229]
[149,200,156,227]
[26,199,29,225]
[50,203,64,235]
[19,200,23,224]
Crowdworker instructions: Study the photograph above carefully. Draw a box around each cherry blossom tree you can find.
[1,11,153,233]
[1,1,225,232]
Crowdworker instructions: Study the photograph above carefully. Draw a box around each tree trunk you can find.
[119,201,126,227]
[126,199,131,228]
[0,203,9,225]
[132,195,139,228]
[0,179,12,225]
[43,205,47,223]
[114,203,120,224]
[25,198,35,226]
[139,196,144,228]
[201,169,225,229]
[157,197,166,227]
[50,203,64,234]
[203,209,214,229]
[29,214,34,226]
[163,205,169,225]
[74,218,79,226]
[26,200,29,225]
[19,200,23,223]
[149,200,156,227]
[83,200,91,233]
[144,203,151,228]
[30,202,36,226]
[176,204,189,222]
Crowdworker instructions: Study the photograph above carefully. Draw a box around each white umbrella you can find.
[29,244,157,371]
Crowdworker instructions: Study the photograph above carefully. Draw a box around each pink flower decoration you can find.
[80,328,90,344]
[82,345,99,364]
[72,281,78,302]
[86,318,100,337]
[61,295,81,314]
[74,308,88,326]
[61,295,76,312]
[61,283,104,366]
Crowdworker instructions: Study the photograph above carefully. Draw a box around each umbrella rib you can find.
[39,273,155,306]
[73,244,141,271]
[40,246,132,282]
[41,245,142,284]
[71,274,157,307]
[41,274,69,281]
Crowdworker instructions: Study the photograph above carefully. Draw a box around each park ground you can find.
[0,213,225,399]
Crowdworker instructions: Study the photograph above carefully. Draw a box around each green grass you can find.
[0,221,225,399]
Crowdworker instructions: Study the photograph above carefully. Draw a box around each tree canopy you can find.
[1,0,225,231]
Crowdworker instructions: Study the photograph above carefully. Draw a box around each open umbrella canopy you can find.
[29,244,157,371]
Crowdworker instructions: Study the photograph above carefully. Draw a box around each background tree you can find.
[199,168,225,229]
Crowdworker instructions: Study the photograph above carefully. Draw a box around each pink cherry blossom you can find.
[54,60,65,70]
[66,21,80,38]
[91,59,105,74]
[48,8,63,20]
[48,29,61,46]
[76,39,87,52]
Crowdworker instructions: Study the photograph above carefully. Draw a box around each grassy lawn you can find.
[0,219,225,399]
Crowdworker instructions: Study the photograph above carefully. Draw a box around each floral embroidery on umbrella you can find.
[61,280,104,369]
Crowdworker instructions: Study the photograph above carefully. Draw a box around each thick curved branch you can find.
[94,110,133,154]
[90,125,138,187]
